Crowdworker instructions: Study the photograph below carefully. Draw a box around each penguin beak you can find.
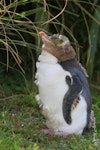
[39,31,45,37]
[39,31,55,46]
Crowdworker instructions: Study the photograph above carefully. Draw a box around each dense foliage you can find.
[0,0,100,85]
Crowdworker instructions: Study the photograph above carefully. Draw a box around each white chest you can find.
[36,51,71,108]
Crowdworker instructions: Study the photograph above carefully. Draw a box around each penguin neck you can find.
[38,50,58,64]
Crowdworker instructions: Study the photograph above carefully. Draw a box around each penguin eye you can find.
[56,39,64,46]
[54,39,63,45]
[50,36,64,46]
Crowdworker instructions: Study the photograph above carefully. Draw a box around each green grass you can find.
[0,87,100,150]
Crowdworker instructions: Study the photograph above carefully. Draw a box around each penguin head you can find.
[39,32,76,62]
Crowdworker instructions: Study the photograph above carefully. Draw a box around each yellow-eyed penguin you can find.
[35,31,93,136]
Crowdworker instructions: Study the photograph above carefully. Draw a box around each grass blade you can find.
[87,7,100,80]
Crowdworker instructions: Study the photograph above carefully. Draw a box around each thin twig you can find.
[43,0,47,12]
[42,0,68,25]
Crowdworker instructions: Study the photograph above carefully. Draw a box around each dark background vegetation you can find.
[0,0,100,94]
[0,0,100,149]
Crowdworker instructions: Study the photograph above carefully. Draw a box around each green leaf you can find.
[87,7,100,80]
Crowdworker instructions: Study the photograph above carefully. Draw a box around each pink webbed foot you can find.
[55,131,68,136]
[41,129,68,136]
[41,129,54,135]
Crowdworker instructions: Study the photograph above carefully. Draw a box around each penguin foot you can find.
[41,129,68,136]
[55,131,68,136]
[41,129,54,135]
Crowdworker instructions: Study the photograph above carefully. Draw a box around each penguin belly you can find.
[35,52,87,135]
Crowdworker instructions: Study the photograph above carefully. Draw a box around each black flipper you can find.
[63,75,82,124]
